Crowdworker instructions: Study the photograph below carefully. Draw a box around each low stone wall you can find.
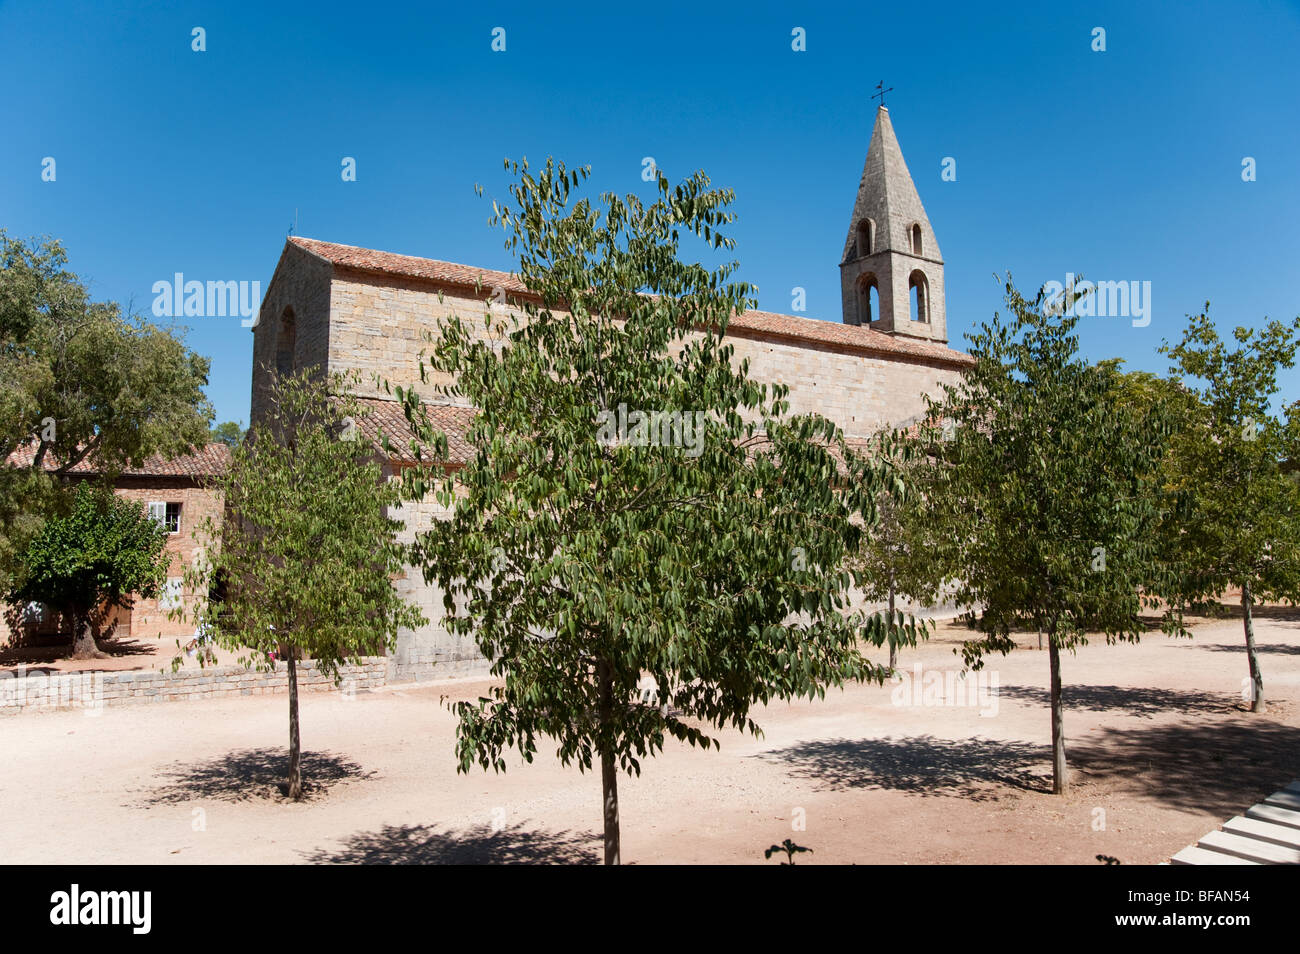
[0,658,389,715]
[386,654,492,683]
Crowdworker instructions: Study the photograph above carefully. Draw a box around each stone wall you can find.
[250,241,335,426]
[326,270,496,401]
[385,465,486,681]
[0,658,389,714]
[723,332,961,437]
[315,269,961,439]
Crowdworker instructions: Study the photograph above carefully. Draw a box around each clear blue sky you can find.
[3,0,1298,426]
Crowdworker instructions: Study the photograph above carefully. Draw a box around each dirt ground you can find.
[0,631,247,675]
[1,609,1297,865]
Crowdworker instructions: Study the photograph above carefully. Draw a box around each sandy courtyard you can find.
[2,611,1298,865]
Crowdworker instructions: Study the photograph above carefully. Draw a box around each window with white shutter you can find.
[147,501,181,534]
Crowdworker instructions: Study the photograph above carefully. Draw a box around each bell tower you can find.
[839,106,947,343]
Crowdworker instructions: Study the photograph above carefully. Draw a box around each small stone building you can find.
[251,106,973,679]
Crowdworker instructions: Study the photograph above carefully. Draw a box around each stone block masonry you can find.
[0,658,389,715]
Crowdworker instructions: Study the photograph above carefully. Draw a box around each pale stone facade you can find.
[250,108,971,679]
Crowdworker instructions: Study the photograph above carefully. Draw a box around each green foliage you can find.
[926,276,1171,659]
[209,421,245,448]
[0,231,213,587]
[397,158,897,851]
[1156,308,1300,608]
[1154,308,1300,711]
[920,275,1172,791]
[845,435,942,666]
[177,370,425,676]
[0,467,53,596]
[5,482,169,626]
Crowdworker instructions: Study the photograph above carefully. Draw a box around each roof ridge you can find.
[280,237,972,367]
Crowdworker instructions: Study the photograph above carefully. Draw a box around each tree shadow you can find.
[0,636,157,670]
[999,684,1240,718]
[97,637,161,657]
[1209,604,1300,623]
[1148,604,1300,626]
[302,821,600,864]
[1192,642,1300,656]
[1069,718,1300,817]
[760,735,1051,801]
[144,748,376,804]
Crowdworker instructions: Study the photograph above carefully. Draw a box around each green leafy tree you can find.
[1158,308,1300,713]
[923,276,1171,794]
[1098,361,1203,622]
[0,232,212,587]
[5,482,169,657]
[178,371,425,800]
[846,438,943,671]
[209,421,245,448]
[398,158,898,863]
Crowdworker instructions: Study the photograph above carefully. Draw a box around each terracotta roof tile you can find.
[290,236,524,299]
[6,442,231,478]
[348,397,476,466]
[725,309,972,366]
[286,236,973,369]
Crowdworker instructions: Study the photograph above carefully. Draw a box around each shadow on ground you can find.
[95,637,162,657]
[144,748,375,804]
[999,684,1240,718]
[761,734,1050,800]
[1191,642,1300,656]
[1207,604,1300,622]
[1069,717,1300,817]
[1,636,158,671]
[1144,605,1300,629]
[302,821,600,864]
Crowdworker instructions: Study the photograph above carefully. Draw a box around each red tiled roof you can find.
[286,237,974,369]
[349,397,476,466]
[6,442,231,478]
[290,236,523,298]
[724,309,972,366]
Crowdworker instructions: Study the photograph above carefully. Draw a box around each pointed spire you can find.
[841,107,941,264]
[839,107,947,342]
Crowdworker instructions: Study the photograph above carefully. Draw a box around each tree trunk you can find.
[597,657,620,865]
[1242,583,1265,714]
[601,745,620,865]
[887,581,897,671]
[69,613,107,659]
[287,649,303,800]
[1047,631,1067,794]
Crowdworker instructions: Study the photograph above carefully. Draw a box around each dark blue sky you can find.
[3,0,1298,425]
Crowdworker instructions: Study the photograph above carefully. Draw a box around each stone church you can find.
[250,106,972,679]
